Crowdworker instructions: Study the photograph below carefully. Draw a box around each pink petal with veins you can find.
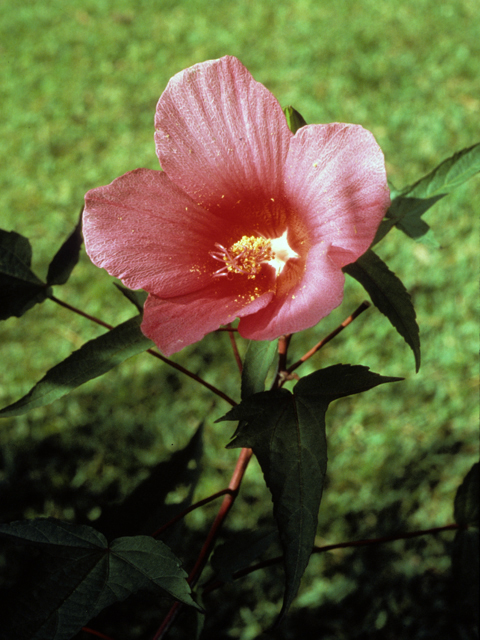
[83,56,390,354]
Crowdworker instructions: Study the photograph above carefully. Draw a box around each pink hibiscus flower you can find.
[83,56,390,356]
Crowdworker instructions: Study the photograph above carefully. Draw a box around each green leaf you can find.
[0,229,50,320]
[283,106,308,134]
[113,282,149,313]
[388,196,441,239]
[386,143,480,240]
[241,340,278,399]
[46,208,84,286]
[401,143,480,199]
[0,315,154,417]
[454,463,479,527]
[218,365,401,616]
[0,518,198,640]
[343,249,420,371]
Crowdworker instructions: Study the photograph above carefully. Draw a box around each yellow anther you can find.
[210,231,298,279]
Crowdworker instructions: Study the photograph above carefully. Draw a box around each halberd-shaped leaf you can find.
[386,143,480,240]
[0,518,198,640]
[46,209,84,286]
[343,249,420,371]
[218,365,402,615]
[0,229,50,320]
[241,339,278,399]
[0,315,154,417]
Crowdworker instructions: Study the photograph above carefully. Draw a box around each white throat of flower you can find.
[210,230,298,279]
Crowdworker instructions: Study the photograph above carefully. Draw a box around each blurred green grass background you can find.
[0,0,478,638]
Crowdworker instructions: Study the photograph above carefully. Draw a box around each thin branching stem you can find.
[48,294,237,406]
[152,448,254,640]
[287,301,371,374]
[49,294,114,330]
[145,349,237,406]
[202,522,461,594]
[227,323,243,373]
[271,334,292,389]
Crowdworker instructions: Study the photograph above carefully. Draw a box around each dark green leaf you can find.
[46,208,84,286]
[0,229,50,320]
[219,365,401,615]
[371,216,397,246]
[113,282,148,313]
[343,249,420,371]
[293,363,403,400]
[0,315,154,417]
[454,463,479,527]
[222,386,325,616]
[0,518,198,640]
[388,196,441,239]
[384,143,480,241]
[283,106,308,134]
[401,143,480,199]
[241,340,278,399]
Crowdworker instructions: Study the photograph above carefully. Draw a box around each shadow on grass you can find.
[0,415,476,640]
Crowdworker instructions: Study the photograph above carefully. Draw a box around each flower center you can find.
[210,231,298,279]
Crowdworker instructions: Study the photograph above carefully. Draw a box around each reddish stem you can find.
[50,294,114,330]
[271,334,292,388]
[48,294,237,407]
[278,335,291,370]
[81,628,116,640]
[287,301,370,374]
[152,448,254,640]
[227,323,243,373]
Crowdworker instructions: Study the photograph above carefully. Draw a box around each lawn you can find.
[0,0,478,638]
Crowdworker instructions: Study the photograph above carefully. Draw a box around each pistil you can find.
[210,231,298,279]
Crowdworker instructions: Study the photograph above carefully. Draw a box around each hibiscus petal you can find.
[141,281,274,356]
[284,124,390,267]
[238,243,345,340]
[84,169,229,297]
[154,56,292,210]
